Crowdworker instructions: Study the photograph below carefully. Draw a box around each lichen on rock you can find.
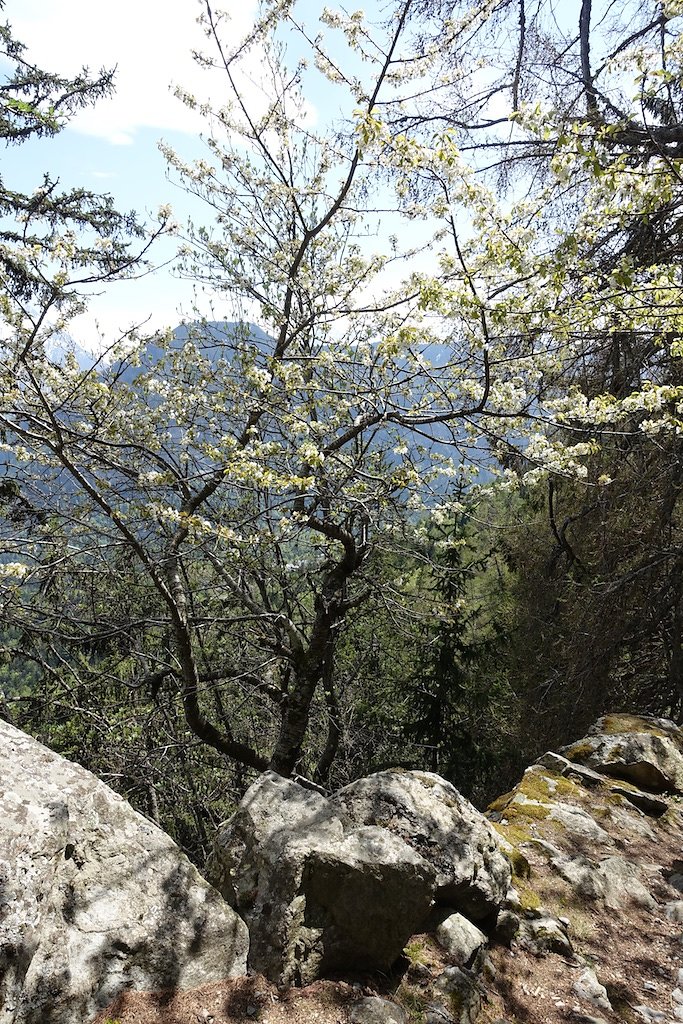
[0,719,248,1024]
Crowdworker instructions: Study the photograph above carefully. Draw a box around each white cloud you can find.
[7,0,259,144]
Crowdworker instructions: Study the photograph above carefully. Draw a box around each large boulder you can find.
[207,772,435,985]
[330,770,511,920]
[0,719,248,1024]
[561,714,683,793]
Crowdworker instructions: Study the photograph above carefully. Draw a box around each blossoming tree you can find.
[2,0,683,787]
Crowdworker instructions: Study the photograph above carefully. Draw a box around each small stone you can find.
[667,902,683,923]
[349,997,408,1024]
[643,981,657,991]
[408,961,433,982]
[495,909,520,944]
[633,1006,671,1022]
[433,966,482,1024]
[424,1004,456,1024]
[245,1006,258,1018]
[559,916,571,928]
[434,911,487,967]
[482,956,498,982]
[572,967,612,1012]
[518,916,573,957]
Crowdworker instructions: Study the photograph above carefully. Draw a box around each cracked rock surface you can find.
[0,718,248,1024]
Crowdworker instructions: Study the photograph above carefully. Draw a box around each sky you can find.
[2,0,512,355]
[3,0,265,349]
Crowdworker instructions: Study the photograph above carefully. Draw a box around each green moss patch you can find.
[519,768,580,801]
[404,938,428,966]
[505,847,531,881]
[563,739,597,763]
[492,819,535,847]
[600,714,668,738]
[515,877,542,912]
[488,788,516,814]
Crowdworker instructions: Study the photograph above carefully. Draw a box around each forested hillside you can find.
[1,0,683,862]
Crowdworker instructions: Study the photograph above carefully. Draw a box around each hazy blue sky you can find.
[2,0,463,351]
[3,0,265,347]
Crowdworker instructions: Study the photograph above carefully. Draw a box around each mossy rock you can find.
[510,798,550,821]
[488,788,516,814]
[597,714,670,739]
[516,878,542,912]
[519,767,580,800]
[563,739,597,763]
[505,847,531,881]
[492,819,534,848]
[493,767,581,809]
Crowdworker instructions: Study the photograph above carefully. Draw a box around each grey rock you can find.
[0,719,248,1024]
[494,909,520,945]
[424,1005,457,1024]
[349,997,408,1024]
[331,770,510,920]
[433,966,482,1024]
[548,803,612,844]
[434,912,487,967]
[517,916,573,957]
[595,856,656,911]
[550,851,655,911]
[481,956,498,982]
[572,966,612,1012]
[562,720,683,793]
[666,901,683,923]
[535,751,605,788]
[207,772,435,985]
[633,1006,674,1022]
[599,800,658,841]
[664,862,683,893]
[609,785,668,817]
[550,852,604,900]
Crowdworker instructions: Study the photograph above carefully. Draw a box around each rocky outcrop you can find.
[478,713,683,1024]
[6,711,683,1024]
[207,769,510,985]
[0,719,248,1024]
[330,770,511,921]
[562,713,683,793]
[207,772,435,984]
